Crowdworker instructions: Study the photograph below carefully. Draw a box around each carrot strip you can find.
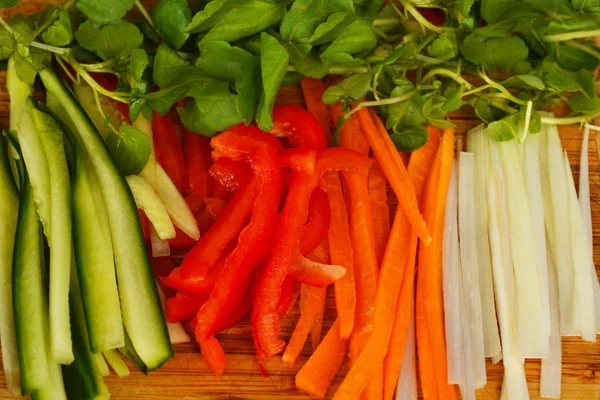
[326,172,356,339]
[382,127,441,400]
[308,239,330,351]
[357,108,431,245]
[295,319,348,398]
[369,161,390,265]
[330,103,370,155]
[300,78,333,145]
[416,129,456,400]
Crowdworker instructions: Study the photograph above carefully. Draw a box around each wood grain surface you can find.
[0,2,600,399]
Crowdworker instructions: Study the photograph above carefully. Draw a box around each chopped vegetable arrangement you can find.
[0,0,600,399]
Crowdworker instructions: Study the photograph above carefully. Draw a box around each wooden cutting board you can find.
[1,2,600,399]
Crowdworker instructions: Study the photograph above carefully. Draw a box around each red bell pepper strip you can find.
[276,277,297,318]
[252,148,372,358]
[271,104,327,150]
[183,129,213,199]
[138,209,151,244]
[184,192,205,216]
[417,7,446,26]
[300,78,333,145]
[195,126,282,342]
[199,336,226,377]
[298,188,331,256]
[152,111,188,194]
[166,291,209,323]
[161,258,226,295]
[208,158,250,192]
[279,147,317,174]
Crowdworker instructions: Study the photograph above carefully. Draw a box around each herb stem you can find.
[543,29,600,42]
[564,40,600,59]
[67,57,129,102]
[79,60,117,71]
[478,70,528,106]
[541,110,600,125]
[462,84,491,97]
[373,18,400,27]
[347,89,419,117]
[0,16,69,55]
[422,68,473,89]
[401,1,456,34]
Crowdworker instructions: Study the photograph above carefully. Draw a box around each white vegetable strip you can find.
[523,133,551,337]
[487,141,529,400]
[542,124,576,335]
[151,226,171,258]
[103,349,130,377]
[466,126,502,363]
[540,245,562,399]
[126,174,176,240]
[134,112,159,192]
[563,151,596,342]
[396,299,418,400]
[156,164,200,241]
[498,139,548,358]
[458,152,487,388]
[443,163,462,385]
[94,353,110,377]
[579,126,600,334]
[156,281,190,345]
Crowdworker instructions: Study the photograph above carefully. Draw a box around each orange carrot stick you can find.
[326,171,356,339]
[383,127,441,400]
[416,129,456,400]
[296,319,348,398]
[308,239,329,351]
[357,108,431,245]
[301,78,333,145]
[369,162,390,265]
[331,103,370,155]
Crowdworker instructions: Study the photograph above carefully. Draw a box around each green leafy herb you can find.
[76,0,136,25]
[460,33,529,72]
[487,113,519,141]
[41,5,73,47]
[75,20,144,61]
[106,124,152,175]
[322,72,371,104]
[303,12,354,45]
[130,48,149,82]
[153,42,189,88]
[152,0,192,50]
[196,40,252,82]
[235,55,261,124]
[287,42,328,79]
[257,32,289,131]
[320,18,377,66]
[0,0,19,8]
[390,126,429,152]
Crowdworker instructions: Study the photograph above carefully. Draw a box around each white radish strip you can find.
[126,174,176,240]
[151,226,171,258]
[466,126,502,363]
[395,297,418,400]
[540,245,562,399]
[523,133,551,338]
[156,281,190,345]
[579,126,600,334]
[563,151,596,342]
[542,124,576,335]
[498,139,549,358]
[443,163,463,385]
[487,141,530,400]
[458,152,487,388]
[134,113,159,191]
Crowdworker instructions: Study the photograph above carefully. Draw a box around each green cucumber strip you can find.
[7,56,33,133]
[40,67,173,370]
[72,81,123,140]
[156,164,200,240]
[63,268,110,400]
[94,353,110,377]
[126,174,176,240]
[102,350,130,377]
[12,177,52,395]
[0,136,21,396]
[30,106,74,365]
[118,329,148,375]
[72,134,124,353]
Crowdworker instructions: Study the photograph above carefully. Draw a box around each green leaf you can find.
[390,126,429,152]
[177,80,243,135]
[427,32,458,60]
[41,5,73,46]
[75,20,143,61]
[470,97,502,124]
[152,0,192,50]
[280,0,326,42]
[235,55,261,124]
[196,40,252,82]
[555,42,599,72]
[186,0,248,33]
[147,66,214,114]
[458,0,476,16]
[106,124,152,175]
[388,94,426,127]
[539,58,596,98]
[568,93,600,113]
[287,43,328,79]
[257,32,289,131]
[281,71,303,86]
[422,95,455,129]
[487,113,519,141]
[460,33,529,72]
[199,1,285,46]
[303,12,354,45]
[76,0,136,25]
[442,84,464,112]
[0,0,19,8]
[480,0,517,23]
[0,29,15,59]
[322,73,371,105]
[130,48,148,82]
[502,75,545,90]
[572,0,600,13]
[153,42,189,88]
[320,19,377,66]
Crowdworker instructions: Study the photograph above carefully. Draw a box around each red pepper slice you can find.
[199,336,226,377]
[166,291,209,323]
[280,147,317,174]
[152,111,188,194]
[276,277,297,317]
[183,129,213,199]
[194,126,282,342]
[298,188,331,256]
[252,148,372,358]
[209,158,250,192]
[271,104,327,150]
[161,258,226,295]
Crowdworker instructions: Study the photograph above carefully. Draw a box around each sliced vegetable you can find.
[103,350,130,377]
[126,174,176,240]
[152,111,187,194]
